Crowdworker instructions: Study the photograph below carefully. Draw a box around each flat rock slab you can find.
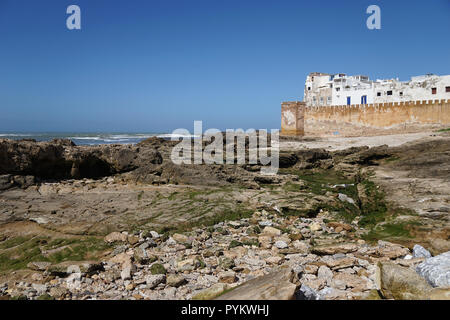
[215,266,296,300]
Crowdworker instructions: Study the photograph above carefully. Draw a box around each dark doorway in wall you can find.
[347,97,351,105]
[445,86,450,93]
[387,91,393,96]
[432,88,437,94]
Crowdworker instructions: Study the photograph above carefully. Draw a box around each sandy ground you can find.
[280,131,440,151]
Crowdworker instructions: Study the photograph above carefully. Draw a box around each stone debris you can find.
[2,208,446,301]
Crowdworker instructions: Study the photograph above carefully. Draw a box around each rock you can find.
[133,247,149,264]
[219,257,235,270]
[312,243,358,255]
[109,253,132,265]
[317,266,333,283]
[262,227,281,237]
[265,256,284,265]
[291,240,310,253]
[376,262,433,299]
[295,284,320,300]
[304,264,319,274]
[27,261,51,271]
[374,241,410,259]
[149,231,160,238]
[49,287,68,299]
[215,265,296,300]
[177,259,195,272]
[331,273,368,291]
[259,221,272,227]
[274,240,288,249]
[416,251,450,288]
[218,271,238,284]
[0,174,13,190]
[104,232,128,243]
[172,233,189,243]
[412,244,432,259]
[120,263,136,280]
[31,284,47,295]
[427,288,450,300]
[309,222,322,232]
[323,256,358,270]
[338,193,355,205]
[146,274,166,289]
[166,274,186,287]
[192,283,229,300]
[127,235,140,245]
[327,221,352,232]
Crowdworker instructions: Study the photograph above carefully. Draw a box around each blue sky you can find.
[0,0,449,133]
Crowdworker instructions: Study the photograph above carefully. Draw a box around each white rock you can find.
[412,244,432,259]
[274,241,288,249]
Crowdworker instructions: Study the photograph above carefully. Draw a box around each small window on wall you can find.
[320,97,324,104]
[377,92,381,97]
[308,87,311,91]
[336,87,340,92]
[446,86,450,93]
[399,92,403,96]
[387,91,393,96]
[432,88,437,94]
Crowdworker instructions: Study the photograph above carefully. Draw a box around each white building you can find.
[304,72,450,107]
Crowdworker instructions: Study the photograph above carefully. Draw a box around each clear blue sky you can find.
[1,0,449,133]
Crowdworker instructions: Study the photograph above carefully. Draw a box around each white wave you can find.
[0,133,32,137]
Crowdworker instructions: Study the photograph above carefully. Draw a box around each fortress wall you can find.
[303,99,450,136]
[281,101,305,136]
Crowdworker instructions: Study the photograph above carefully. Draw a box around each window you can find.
[432,88,437,94]
[361,95,367,104]
[377,92,381,97]
[307,87,311,91]
[320,97,324,104]
[387,90,393,96]
[446,86,450,93]
[399,92,403,96]
[336,87,340,92]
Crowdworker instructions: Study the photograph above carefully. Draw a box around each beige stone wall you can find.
[304,99,450,136]
[281,102,305,136]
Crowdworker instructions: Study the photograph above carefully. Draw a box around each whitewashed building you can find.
[304,72,450,106]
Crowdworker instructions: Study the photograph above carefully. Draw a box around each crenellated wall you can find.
[304,99,450,136]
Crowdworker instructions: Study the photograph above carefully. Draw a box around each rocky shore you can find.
[0,131,449,300]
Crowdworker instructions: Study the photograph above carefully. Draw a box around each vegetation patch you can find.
[0,236,111,273]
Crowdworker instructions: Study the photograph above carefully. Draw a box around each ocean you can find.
[0,133,185,145]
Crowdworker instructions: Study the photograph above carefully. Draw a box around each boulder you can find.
[312,243,358,255]
[412,244,432,259]
[416,251,450,288]
[145,274,166,289]
[376,262,433,299]
[295,284,320,300]
[262,227,281,237]
[215,265,296,300]
[104,232,128,243]
[166,274,187,287]
[27,261,51,271]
